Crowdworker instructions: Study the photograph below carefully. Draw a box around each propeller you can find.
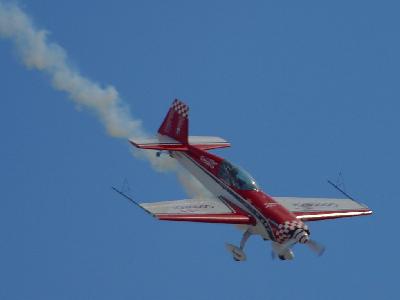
[271,228,326,259]
[272,238,325,259]
[292,228,326,256]
[305,239,325,256]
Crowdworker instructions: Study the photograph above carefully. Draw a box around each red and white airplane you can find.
[115,99,372,261]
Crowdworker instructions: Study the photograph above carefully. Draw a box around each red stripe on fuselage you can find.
[237,190,299,227]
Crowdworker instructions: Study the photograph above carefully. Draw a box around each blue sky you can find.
[0,1,398,299]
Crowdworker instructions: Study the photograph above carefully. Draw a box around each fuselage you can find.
[172,145,310,244]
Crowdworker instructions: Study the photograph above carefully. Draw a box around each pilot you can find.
[228,167,242,189]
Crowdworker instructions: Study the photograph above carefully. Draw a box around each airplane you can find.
[114,99,373,261]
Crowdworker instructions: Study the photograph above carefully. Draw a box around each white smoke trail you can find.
[0,1,140,138]
[0,2,209,197]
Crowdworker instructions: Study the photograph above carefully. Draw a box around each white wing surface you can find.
[273,197,372,221]
[140,198,253,224]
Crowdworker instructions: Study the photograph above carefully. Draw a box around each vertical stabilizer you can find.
[158,99,189,144]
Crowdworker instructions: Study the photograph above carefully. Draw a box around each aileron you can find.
[273,196,372,221]
[140,198,254,224]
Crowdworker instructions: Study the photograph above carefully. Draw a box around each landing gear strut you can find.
[225,229,252,262]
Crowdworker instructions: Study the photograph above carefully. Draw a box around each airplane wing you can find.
[140,198,254,224]
[273,197,372,221]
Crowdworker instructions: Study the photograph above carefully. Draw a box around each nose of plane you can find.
[292,228,310,244]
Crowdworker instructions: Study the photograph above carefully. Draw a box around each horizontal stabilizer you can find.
[129,135,230,151]
[129,136,188,151]
[273,196,372,221]
[188,136,230,150]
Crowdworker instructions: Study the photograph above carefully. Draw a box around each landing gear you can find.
[271,241,295,260]
[155,150,173,158]
[226,229,252,262]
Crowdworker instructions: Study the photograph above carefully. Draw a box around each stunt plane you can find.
[114,99,372,261]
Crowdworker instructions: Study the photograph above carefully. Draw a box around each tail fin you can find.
[129,99,230,151]
[158,99,189,144]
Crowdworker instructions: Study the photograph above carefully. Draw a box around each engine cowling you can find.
[292,228,310,244]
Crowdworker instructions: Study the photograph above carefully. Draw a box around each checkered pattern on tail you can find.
[172,99,189,118]
[275,220,309,243]
[158,99,189,144]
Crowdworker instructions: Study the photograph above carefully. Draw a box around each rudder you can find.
[158,99,189,144]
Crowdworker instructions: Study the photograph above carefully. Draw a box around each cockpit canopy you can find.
[218,160,259,191]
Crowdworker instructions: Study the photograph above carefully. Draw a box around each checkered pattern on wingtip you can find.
[275,220,309,243]
[172,99,189,118]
